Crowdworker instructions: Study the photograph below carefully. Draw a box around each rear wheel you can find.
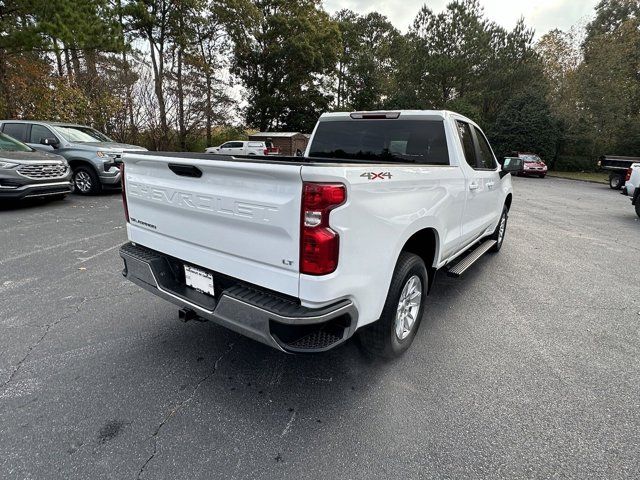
[636,200,640,218]
[359,253,428,358]
[538,174,546,178]
[73,166,101,195]
[609,173,623,190]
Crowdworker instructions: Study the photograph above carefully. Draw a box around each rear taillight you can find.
[626,168,632,182]
[300,183,346,275]
[120,163,129,223]
[264,148,269,155]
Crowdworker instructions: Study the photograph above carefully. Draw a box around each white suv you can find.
[205,141,267,156]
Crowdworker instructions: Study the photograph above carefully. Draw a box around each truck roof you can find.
[319,110,476,125]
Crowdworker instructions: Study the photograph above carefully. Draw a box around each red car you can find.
[515,153,547,178]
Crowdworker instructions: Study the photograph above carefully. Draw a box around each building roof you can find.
[249,132,304,138]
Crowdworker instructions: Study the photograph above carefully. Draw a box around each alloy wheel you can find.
[394,275,422,340]
[75,171,92,193]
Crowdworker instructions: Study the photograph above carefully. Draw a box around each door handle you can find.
[469,182,479,191]
[486,181,494,190]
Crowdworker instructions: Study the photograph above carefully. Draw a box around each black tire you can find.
[609,173,623,190]
[539,174,546,178]
[358,252,428,358]
[72,166,101,195]
[636,201,640,219]
[490,206,508,253]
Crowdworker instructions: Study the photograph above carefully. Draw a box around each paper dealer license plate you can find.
[184,265,214,296]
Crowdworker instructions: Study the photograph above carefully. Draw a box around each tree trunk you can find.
[337,59,343,108]
[176,46,186,151]
[52,39,64,77]
[64,48,74,82]
[205,71,212,147]
[148,38,168,148]
[70,48,81,83]
[0,49,10,118]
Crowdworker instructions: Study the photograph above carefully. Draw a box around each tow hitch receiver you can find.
[179,308,199,323]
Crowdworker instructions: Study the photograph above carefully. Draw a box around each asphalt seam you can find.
[135,342,235,480]
[0,296,88,393]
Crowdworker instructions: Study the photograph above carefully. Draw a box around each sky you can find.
[323,0,600,37]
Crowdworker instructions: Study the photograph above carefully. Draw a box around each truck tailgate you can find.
[123,153,303,296]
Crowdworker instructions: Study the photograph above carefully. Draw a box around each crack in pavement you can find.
[136,342,235,480]
[0,296,89,393]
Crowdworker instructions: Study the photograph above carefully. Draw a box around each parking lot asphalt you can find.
[1,177,639,480]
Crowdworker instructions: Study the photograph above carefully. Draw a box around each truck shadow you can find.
[0,196,68,211]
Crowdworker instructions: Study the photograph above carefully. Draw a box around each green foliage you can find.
[0,0,639,166]
[228,0,340,132]
[333,10,400,111]
[389,0,543,129]
[38,0,124,52]
[489,91,559,161]
[553,156,599,173]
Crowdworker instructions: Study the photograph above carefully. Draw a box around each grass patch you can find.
[547,171,609,184]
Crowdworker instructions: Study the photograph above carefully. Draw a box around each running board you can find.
[447,240,497,277]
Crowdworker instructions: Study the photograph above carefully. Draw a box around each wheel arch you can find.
[399,227,439,292]
[505,193,513,211]
[68,158,99,174]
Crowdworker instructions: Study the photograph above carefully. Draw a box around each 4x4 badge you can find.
[361,172,392,180]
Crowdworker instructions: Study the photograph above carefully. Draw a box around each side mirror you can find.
[41,137,59,148]
[500,157,524,178]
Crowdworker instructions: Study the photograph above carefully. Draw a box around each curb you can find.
[545,174,607,185]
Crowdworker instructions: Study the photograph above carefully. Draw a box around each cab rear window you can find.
[309,120,449,165]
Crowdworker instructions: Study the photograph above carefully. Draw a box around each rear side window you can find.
[30,124,56,144]
[309,119,449,165]
[2,123,28,142]
[456,121,477,169]
[474,127,497,169]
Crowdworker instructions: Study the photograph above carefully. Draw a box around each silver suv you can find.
[0,120,146,194]
[0,132,72,201]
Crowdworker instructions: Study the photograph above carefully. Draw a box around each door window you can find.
[230,142,244,148]
[456,121,477,168]
[473,127,497,170]
[1,123,28,142]
[219,142,231,149]
[30,124,56,144]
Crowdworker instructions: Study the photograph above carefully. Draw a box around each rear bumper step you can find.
[119,242,357,353]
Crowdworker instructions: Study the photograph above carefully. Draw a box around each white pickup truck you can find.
[119,111,523,357]
[205,140,269,156]
[624,163,640,217]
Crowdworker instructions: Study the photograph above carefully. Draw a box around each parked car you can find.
[0,132,72,201]
[513,153,547,178]
[118,110,523,358]
[624,163,640,218]
[0,120,146,195]
[599,155,640,190]
[205,141,270,156]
